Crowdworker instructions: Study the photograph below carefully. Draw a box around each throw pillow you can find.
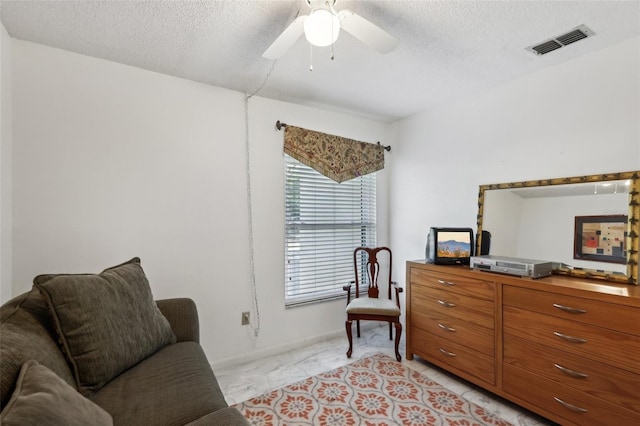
[34,257,176,396]
[0,360,113,426]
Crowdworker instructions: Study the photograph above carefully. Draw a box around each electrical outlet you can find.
[241,311,250,326]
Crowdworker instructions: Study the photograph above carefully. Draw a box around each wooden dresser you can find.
[406,261,640,426]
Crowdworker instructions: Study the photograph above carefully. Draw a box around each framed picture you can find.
[574,215,627,264]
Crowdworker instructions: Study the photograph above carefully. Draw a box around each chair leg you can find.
[393,321,402,362]
[346,319,353,358]
[356,320,360,338]
[389,322,392,340]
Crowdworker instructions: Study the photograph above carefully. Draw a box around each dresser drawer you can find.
[411,327,495,385]
[412,310,494,357]
[503,285,639,335]
[504,364,640,426]
[504,306,640,373]
[411,269,494,301]
[504,334,640,413]
[412,287,494,329]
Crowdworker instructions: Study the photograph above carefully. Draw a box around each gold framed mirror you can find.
[476,171,639,285]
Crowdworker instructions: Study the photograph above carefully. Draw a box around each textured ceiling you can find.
[1,0,639,121]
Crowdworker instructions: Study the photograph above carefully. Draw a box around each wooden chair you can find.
[343,246,403,362]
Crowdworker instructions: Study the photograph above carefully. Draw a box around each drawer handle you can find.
[437,323,456,332]
[553,303,587,314]
[553,331,587,344]
[437,299,456,308]
[439,348,457,357]
[554,363,589,379]
[553,397,588,414]
[437,279,456,286]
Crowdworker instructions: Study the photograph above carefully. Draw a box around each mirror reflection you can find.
[476,171,639,285]
[482,180,629,273]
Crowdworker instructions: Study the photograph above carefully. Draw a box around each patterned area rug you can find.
[234,353,512,426]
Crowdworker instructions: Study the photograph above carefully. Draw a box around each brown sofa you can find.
[0,258,249,426]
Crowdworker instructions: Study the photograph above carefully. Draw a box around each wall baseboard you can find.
[210,323,381,370]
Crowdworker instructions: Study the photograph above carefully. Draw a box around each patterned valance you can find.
[283,125,385,183]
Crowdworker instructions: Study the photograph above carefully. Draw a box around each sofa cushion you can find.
[184,408,250,426]
[0,360,113,426]
[34,257,176,396]
[91,342,228,426]
[0,290,76,408]
[156,298,200,343]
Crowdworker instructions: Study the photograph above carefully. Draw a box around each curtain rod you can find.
[275,120,391,152]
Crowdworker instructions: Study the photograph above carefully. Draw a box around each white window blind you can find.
[284,154,376,306]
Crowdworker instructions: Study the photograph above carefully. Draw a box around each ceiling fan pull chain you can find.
[331,13,335,60]
[309,44,314,71]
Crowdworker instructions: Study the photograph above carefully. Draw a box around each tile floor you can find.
[215,325,555,425]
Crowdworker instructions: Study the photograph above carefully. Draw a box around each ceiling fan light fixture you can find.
[304,9,340,47]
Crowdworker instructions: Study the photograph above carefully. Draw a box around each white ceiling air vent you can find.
[526,25,595,56]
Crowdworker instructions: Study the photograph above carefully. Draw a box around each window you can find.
[284,154,376,306]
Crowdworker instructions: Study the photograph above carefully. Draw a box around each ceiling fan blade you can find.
[263,15,307,60]
[338,10,398,54]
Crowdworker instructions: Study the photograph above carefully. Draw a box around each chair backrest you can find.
[353,247,393,300]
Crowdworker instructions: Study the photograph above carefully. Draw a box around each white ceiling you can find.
[1,0,639,121]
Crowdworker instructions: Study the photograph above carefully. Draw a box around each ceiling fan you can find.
[263,0,399,60]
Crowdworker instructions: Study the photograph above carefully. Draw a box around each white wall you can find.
[391,36,640,282]
[11,40,391,366]
[0,22,12,303]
